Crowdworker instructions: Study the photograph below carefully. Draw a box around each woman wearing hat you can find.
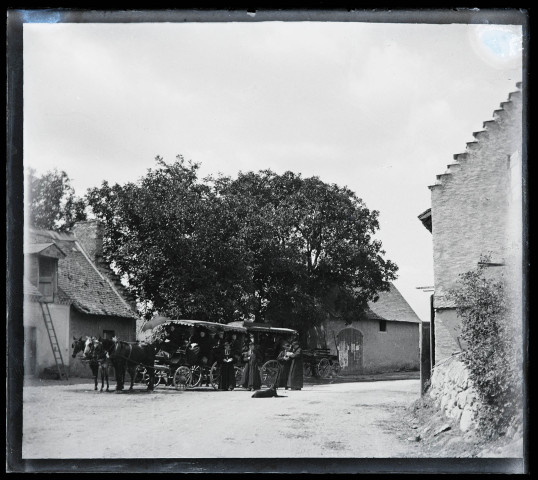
[276,340,292,389]
[286,336,304,391]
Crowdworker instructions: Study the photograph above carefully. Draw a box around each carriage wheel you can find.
[317,358,331,378]
[303,362,313,377]
[209,362,221,390]
[190,365,202,388]
[172,366,191,390]
[140,367,162,388]
[260,360,280,387]
[234,365,243,388]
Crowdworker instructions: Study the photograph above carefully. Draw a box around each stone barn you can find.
[23,221,138,378]
[306,283,421,375]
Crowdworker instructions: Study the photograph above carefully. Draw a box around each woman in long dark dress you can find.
[277,341,292,389]
[241,337,262,391]
[218,341,236,390]
[286,338,304,390]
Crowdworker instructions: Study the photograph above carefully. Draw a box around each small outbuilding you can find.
[23,221,138,378]
[306,283,421,375]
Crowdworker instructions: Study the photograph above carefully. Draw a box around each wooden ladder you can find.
[40,301,69,380]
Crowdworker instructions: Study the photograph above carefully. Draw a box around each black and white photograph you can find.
[6,8,528,474]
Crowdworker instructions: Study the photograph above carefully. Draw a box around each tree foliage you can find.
[26,168,87,232]
[86,157,398,333]
[449,256,522,438]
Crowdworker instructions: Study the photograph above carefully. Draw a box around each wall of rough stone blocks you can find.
[428,355,480,433]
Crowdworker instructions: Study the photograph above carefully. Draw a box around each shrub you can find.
[448,256,522,439]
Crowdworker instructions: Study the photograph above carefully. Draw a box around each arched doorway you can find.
[336,327,363,374]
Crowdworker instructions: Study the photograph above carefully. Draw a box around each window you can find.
[103,330,115,340]
[38,256,57,301]
[379,320,387,332]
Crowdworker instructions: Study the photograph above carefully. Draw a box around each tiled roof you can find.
[24,279,42,299]
[26,229,137,319]
[363,283,421,324]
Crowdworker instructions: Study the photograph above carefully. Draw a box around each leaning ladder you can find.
[40,301,69,380]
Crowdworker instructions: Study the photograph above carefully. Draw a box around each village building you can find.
[23,220,138,378]
[418,82,523,365]
[306,282,421,375]
[418,83,523,431]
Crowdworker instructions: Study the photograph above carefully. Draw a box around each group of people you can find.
[160,324,303,392]
[239,333,303,392]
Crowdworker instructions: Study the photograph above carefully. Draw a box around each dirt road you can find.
[22,378,422,459]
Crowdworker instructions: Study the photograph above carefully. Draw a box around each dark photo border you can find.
[6,7,529,474]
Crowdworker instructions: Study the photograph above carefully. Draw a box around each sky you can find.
[22,15,524,323]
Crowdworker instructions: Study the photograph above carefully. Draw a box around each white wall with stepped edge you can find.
[428,83,523,362]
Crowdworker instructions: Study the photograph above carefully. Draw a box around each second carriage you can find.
[302,348,341,378]
[227,321,299,387]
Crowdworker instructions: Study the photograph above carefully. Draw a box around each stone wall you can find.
[428,354,479,432]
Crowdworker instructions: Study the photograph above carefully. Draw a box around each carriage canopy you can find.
[142,317,248,333]
[226,321,298,336]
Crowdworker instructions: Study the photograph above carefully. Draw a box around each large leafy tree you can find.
[87,157,398,332]
[26,168,87,232]
[86,157,250,322]
[212,170,398,330]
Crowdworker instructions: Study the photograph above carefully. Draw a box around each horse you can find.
[111,337,157,391]
[72,336,101,391]
[90,337,137,392]
[85,338,112,392]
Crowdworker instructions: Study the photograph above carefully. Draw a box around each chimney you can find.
[72,220,104,263]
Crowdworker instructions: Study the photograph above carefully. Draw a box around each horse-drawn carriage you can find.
[141,318,247,390]
[72,317,302,392]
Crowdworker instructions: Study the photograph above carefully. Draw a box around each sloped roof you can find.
[24,243,66,257]
[363,283,421,324]
[24,279,43,299]
[25,229,137,319]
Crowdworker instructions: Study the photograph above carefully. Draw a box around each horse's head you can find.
[83,336,95,358]
[71,336,85,358]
